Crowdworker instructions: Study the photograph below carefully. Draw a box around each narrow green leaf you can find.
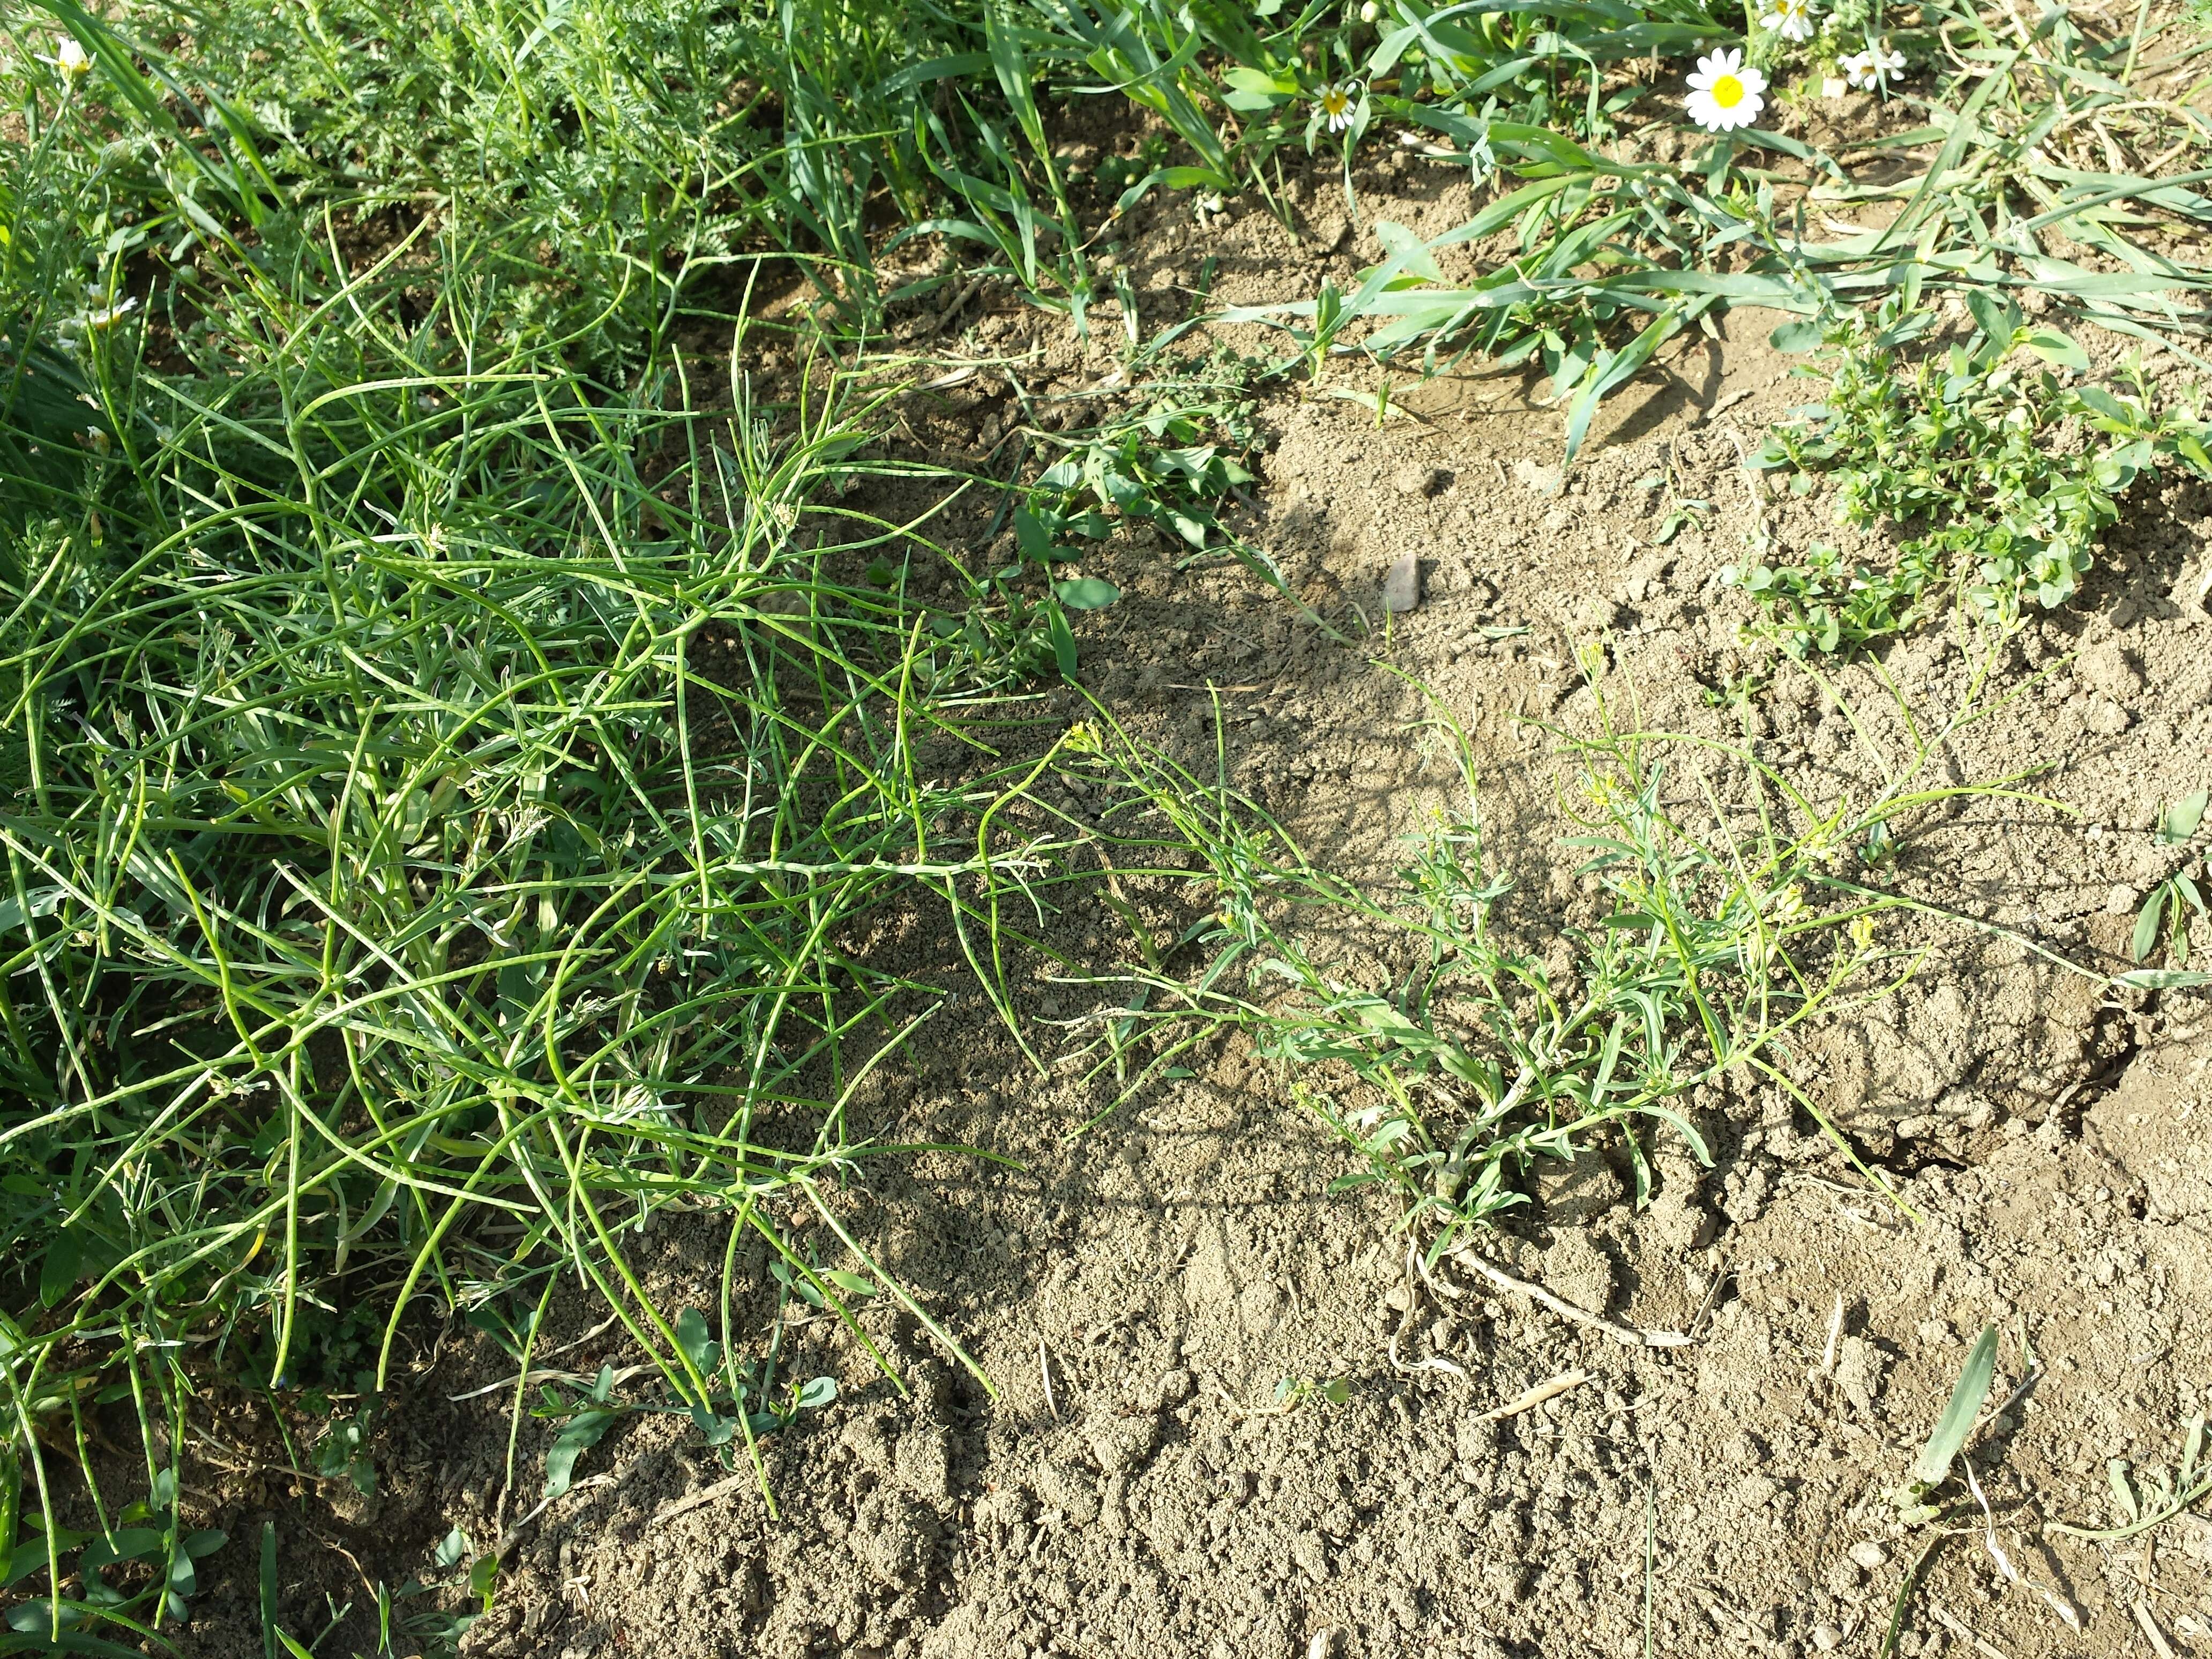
[2022,329,2089,371]
[1048,607,1078,678]
[259,1522,278,1659]
[1911,1324,1998,1489]
[2109,1459,2141,1523]
[36,1233,81,1311]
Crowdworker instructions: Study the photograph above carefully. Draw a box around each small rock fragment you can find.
[2086,696,2133,736]
[1849,1541,1889,1572]
[1394,462,1446,497]
[1720,1161,1772,1224]
[1833,1334,1887,1417]
[1811,1624,1844,1653]
[1640,1186,1717,1254]
[1381,551,1422,613]
[2106,884,2143,916]
[1084,1409,1162,1477]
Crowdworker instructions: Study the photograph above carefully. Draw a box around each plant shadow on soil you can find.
[172,158,2212,1659]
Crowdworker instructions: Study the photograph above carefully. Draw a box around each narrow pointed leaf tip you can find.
[1912,1324,1998,1489]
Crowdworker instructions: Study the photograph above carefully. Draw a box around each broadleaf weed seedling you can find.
[2132,790,2210,967]
[1734,300,2212,655]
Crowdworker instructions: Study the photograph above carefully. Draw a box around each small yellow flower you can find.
[48,36,92,78]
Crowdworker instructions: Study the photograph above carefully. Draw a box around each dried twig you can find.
[1451,1249,1693,1349]
[2135,1600,2179,1659]
[653,1471,752,1527]
[1475,1368,1590,1424]
[1931,1603,2013,1659]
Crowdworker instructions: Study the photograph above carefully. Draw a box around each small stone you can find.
[1720,1161,1772,1224]
[1834,1335,1887,1417]
[1381,551,1422,613]
[2086,697,2133,737]
[2106,884,2142,915]
[1849,1541,1889,1572]
[1155,1368,1195,1407]
[1394,462,1446,498]
[1640,1186,1717,1254]
[1084,1409,1163,1476]
[1811,1624,1844,1653]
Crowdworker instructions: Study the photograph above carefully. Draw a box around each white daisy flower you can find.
[1759,0,1815,44]
[1844,41,1904,88]
[44,36,93,78]
[1318,81,1361,134]
[1684,49,1767,133]
[80,296,140,331]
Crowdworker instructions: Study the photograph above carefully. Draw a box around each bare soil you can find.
[188,153,2212,1659]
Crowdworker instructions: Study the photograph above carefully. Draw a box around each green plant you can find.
[1894,1323,1999,1524]
[2051,1415,2212,1543]
[2134,791,2209,967]
[1874,1323,2000,1657]
[1733,300,2212,654]
[0,9,1148,1630]
[1055,659,2056,1243]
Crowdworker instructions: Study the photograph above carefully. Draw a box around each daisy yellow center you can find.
[1710,73,1745,108]
[1322,88,1349,113]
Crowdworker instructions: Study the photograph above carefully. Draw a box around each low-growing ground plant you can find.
[1058,657,2065,1249]
[1734,300,2212,655]
[2134,791,2210,967]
